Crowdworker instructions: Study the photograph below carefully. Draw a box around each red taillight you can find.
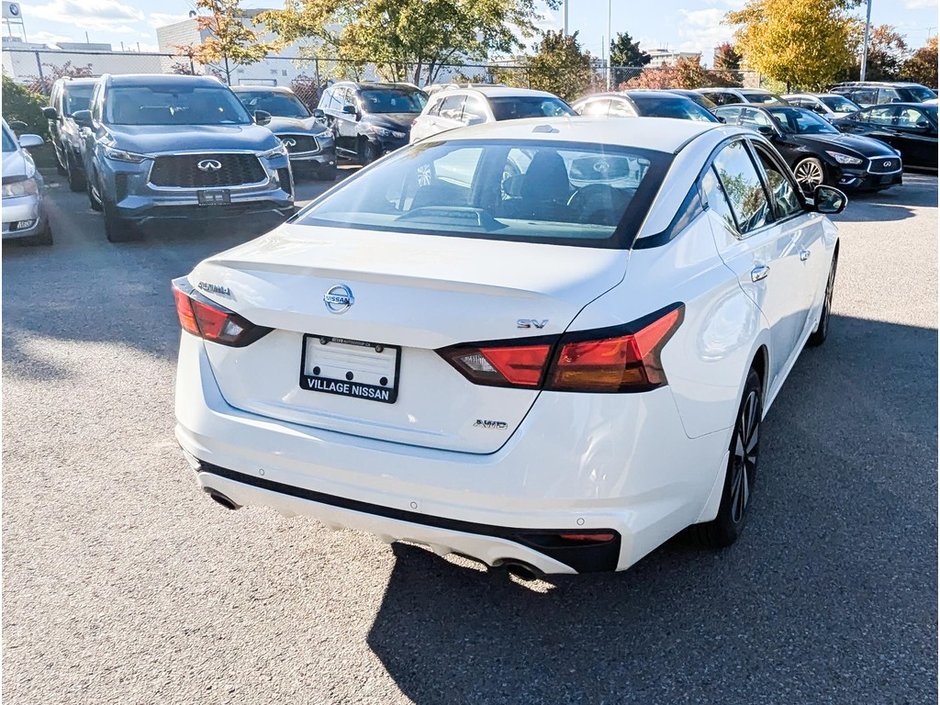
[439,343,552,388]
[171,277,272,347]
[438,304,683,392]
[548,306,683,392]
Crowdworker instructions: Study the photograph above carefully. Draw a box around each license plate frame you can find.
[197,189,232,206]
[299,334,401,404]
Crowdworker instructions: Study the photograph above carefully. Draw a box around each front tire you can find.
[807,254,838,347]
[358,139,379,166]
[66,151,86,192]
[694,367,762,548]
[794,157,825,192]
[103,199,140,243]
[88,168,103,212]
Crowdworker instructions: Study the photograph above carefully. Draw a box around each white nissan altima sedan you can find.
[173,117,844,577]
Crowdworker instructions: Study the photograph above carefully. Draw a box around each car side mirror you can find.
[756,124,776,137]
[916,120,931,131]
[42,106,58,120]
[313,108,325,119]
[8,120,28,133]
[71,109,92,128]
[342,104,359,117]
[17,133,44,149]
[812,184,847,214]
[254,110,272,126]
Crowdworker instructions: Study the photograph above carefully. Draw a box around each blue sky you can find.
[17,0,939,64]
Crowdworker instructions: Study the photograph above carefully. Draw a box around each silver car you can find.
[2,119,51,246]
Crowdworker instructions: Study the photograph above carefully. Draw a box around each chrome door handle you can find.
[750,265,770,282]
[800,249,811,262]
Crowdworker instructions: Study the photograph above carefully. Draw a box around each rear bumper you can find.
[175,334,731,574]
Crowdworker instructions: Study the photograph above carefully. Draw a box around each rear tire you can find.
[694,367,762,548]
[807,254,837,347]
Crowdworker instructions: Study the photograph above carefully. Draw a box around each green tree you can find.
[725,0,856,90]
[857,25,908,81]
[2,76,49,138]
[903,36,938,87]
[521,30,593,101]
[258,0,555,86]
[190,0,272,84]
[609,31,649,86]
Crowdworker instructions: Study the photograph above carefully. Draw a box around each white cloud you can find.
[148,12,191,29]
[904,0,937,8]
[22,0,145,32]
[676,7,736,60]
[29,29,74,46]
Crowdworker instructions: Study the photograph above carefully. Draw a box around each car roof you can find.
[834,81,927,88]
[423,116,718,152]
[441,86,561,99]
[106,73,225,88]
[231,85,295,93]
[332,81,423,91]
[55,76,99,86]
[783,93,843,98]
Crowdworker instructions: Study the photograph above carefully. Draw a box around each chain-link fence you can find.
[3,47,760,108]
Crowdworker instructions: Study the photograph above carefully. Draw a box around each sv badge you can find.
[517,319,548,329]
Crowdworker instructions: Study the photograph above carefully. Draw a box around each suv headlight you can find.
[2,178,39,198]
[260,143,289,159]
[825,150,863,165]
[367,125,405,139]
[104,147,148,163]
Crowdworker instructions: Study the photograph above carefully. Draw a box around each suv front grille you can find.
[868,157,901,174]
[276,134,319,154]
[149,154,266,188]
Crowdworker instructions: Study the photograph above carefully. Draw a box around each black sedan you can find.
[572,90,719,122]
[714,104,902,192]
[831,103,937,170]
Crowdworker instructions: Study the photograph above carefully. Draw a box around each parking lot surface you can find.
[3,168,937,704]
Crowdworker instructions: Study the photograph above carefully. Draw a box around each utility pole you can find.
[606,0,612,90]
[563,0,568,35]
[860,0,873,81]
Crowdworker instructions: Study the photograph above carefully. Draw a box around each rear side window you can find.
[579,99,611,117]
[296,139,672,248]
[863,106,897,125]
[438,95,465,121]
[462,95,488,125]
[711,140,770,234]
[701,167,737,232]
[489,97,574,120]
[608,99,636,117]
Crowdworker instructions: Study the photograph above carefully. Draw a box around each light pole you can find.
[563,0,568,35]
[606,0,612,89]
[860,0,873,81]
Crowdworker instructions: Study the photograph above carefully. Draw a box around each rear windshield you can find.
[295,139,671,248]
[741,92,784,104]
[489,97,575,120]
[630,95,718,122]
[236,90,309,118]
[105,86,252,125]
[64,84,94,115]
[899,85,936,103]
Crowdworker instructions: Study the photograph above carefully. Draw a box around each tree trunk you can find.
[224,55,231,85]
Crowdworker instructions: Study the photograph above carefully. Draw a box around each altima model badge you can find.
[197,281,232,298]
[197,159,222,172]
[324,284,354,314]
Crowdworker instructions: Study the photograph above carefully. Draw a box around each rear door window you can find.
[608,99,636,117]
[864,105,898,125]
[462,95,488,125]
[711,140,770,234]
[578,99,611,117]
[751,143,803,219]
[896,107,928,130]
[438,95,466,121]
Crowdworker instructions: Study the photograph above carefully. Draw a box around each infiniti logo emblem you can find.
[323,284,354,314]
[883,160,892,167]
[197,159,222,172]
[281,138,297,147]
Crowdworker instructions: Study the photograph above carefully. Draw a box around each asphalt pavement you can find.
[2,167,937,704]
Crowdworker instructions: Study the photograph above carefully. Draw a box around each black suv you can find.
[316,82,427,165]
[42,76,98,191]
[830,82,936,107]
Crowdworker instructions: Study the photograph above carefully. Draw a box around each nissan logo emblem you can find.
[197,159,222,172]
[281,137,297,147]
[323,284,354,314]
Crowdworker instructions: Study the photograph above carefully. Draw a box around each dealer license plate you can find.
[299,334,400,404]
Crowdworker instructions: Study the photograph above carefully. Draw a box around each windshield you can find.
[64,84,94,115]
[900,85,937,103]
[679,92,717,110]
[1,126,16,152]
[236,90,310,118]
[296,139,671,248]
[105,86,253,125]
[767,107,839,134]
[359,89,427,114]
[631,95,718,122]
[489,96,575,120]
[924,105,938,121]
[820,95,859,113]
[741,91,784,104]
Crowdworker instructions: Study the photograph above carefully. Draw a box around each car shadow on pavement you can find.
[834,173,937,224]
[366,313,937,705]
